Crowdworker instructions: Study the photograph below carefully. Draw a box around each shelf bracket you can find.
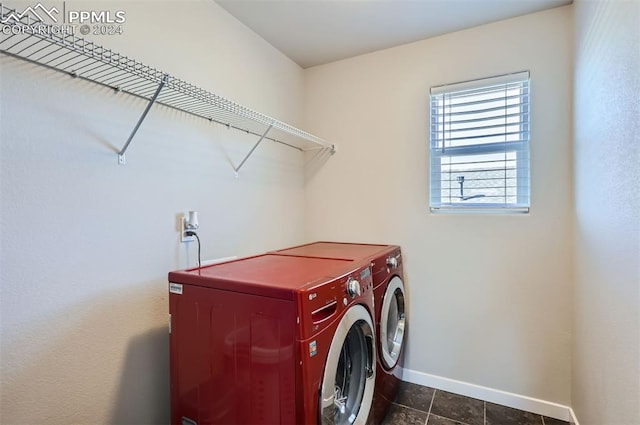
[118,73,169,165]
[233,122,275,175]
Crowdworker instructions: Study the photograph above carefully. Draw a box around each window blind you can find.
[429,71,530,212]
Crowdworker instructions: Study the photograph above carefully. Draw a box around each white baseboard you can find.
[569,407,581,425]
[200,256,237,266]
[400,367,579,424]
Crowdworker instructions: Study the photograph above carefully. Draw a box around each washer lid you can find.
[169,254,354,299]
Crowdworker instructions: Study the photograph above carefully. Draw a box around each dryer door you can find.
[380,276,406,370]
[320,304,375,425]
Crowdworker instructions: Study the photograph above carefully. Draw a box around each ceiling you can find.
[215,0,572,68]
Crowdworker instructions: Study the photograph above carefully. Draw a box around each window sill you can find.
[429,207,530,214]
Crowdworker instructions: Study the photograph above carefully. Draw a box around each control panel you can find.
[299,264,374,340]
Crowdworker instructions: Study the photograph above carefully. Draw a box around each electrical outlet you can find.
[180,211,199,243]
[181,217,195,242]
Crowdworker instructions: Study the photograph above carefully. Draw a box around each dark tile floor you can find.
[382,382,572,425]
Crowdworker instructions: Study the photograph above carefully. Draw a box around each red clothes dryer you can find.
[272,242,407,425]
[168,254,377,425]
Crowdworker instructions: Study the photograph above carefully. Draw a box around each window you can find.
[429,71,530,213]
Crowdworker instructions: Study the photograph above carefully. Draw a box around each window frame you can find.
[429,71,531,213]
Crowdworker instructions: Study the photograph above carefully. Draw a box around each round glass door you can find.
[380,276,406,370]
[320,305,375,425]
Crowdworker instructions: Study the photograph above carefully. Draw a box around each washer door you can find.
[320,304,375,425]
[380,276,406,370]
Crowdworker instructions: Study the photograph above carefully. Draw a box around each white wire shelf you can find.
[0,4,335,171]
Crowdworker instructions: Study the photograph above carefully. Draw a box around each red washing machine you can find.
[168,253,377,425]
[272,242,407,425]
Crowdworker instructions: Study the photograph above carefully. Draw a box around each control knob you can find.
[346,278,361,298]
[386,256,399,269]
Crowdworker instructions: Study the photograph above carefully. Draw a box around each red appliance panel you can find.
[170,284,298,425]
[370,247,402,289]
[296,264,375,340]
[296,265,376,424]
[296,319,347,424]
[169,248,382,425]
[274,242,391,261]
[168,254,355,300]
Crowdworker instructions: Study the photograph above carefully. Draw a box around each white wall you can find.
[0,1,306,423]
[304,6,574,405]
[572,0,640,423]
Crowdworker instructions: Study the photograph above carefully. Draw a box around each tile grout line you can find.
[430,389,481,425]
[541,415,547,425]
[392,402,431,415]
[425,389,436,425]
[425,390,475,425]
[430,413,474,425]
[484,401,486,425]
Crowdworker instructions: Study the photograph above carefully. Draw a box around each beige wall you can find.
[5,1,638,423]
[0,1,306,423]
[572,0,640,423]
[304,6,574,405]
